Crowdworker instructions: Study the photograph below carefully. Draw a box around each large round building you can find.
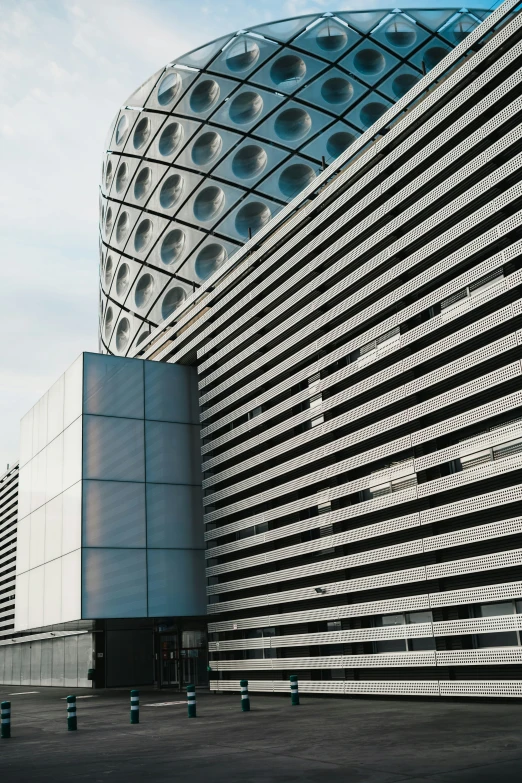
[99,6,490,356]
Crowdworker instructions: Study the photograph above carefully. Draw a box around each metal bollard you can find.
[67,695,77,731]
[130,689,139,724]
[1,701,11,739]
[290,675,299,706]
[240,679,250,712]
[187,684,196,718]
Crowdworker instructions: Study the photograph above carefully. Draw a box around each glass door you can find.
[160,634,179,687]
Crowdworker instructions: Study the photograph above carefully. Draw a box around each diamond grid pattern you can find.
[99,7,483,356]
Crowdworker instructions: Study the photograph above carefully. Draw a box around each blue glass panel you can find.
[82,549,147,618]
[145,421,201,484]
[146,483,204,548]
[144,361,198,423]
[147,549,206,616]
[83,480,146,547]
[83,353,144,419]
[83,415,145,482]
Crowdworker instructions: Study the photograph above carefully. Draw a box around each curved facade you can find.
[99,7,489,356]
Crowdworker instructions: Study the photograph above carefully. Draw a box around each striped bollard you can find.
[240,679,250,712]
[290,675,299,706]
[1,701,11,739]
[67,695,77,731]
[187,684,196,718]
[130,690,139,724]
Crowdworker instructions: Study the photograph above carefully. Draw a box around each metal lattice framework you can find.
[99,6,489,356]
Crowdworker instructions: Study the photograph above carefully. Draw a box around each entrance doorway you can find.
[157,626,208,689]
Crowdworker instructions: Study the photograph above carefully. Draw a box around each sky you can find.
[0,0,501,470]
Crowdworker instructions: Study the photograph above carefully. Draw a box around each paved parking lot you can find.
[1,686,522,781]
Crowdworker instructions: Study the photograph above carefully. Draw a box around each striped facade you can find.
[0,464,18,640]
[133,0,522,698]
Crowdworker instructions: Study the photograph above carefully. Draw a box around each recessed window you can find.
[359,101,388,129]
[326,131,356,160]
[392,73,419,99]
[193,186,225,222]
[134,273,155,308]
[195,243,227,280]
[115,211,130,243]
[115,263,130,296]
[321,77,353,105]
[235,201,271,238]
[385,21,417,48]
[104,255,114,284]
[133,116,151,150]
[232,145,267,179]
[274,107,311,141]
[278,164,315,198]
[161,228,185,265]
[229,91,263,125]
[134,167,152,200]
[115,163,129,194]
[157,72,181,106]
[270,54,306,86]
[424,46,450,71]
[191,131,223,165]
[226,40,260,72]
[104,306,114,338]
[190,79,220,113]
[160,174,184,209]
[158,122,183,157]
[115,317,130,351]
[316,23,347,52]
[134,219,153,252]
[353,48,386,76]
[115,115,129,145]
[105,207,113,235]
[161,286,187,320]
[105,160,113,189]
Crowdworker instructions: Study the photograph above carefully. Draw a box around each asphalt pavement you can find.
[1,686,522,782]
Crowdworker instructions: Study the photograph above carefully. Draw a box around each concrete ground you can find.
[1,686,522,782]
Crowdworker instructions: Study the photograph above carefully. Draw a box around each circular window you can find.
[193,186,225,222]
[104,255,114,284]
[115,317,130,352]
[353,48,386,76]
[104,306,114,338]
[424,46,450,71]
[360,101,388,129]
[115,115,128,145]
[134,167,152,200]
[157,72,181,106]
[229,91,263,125]
[159,174,184,209]
[161,287,187,320]
[326,131,356,159]
[232,145,267,179]
[270,54,306,86]
[392,73,419,99]
[278,164,316,198]
[115,263,130,296]
[115,211,130,243]
[274,108,312,141]
[158,122,183,157]
[316,24,348,51]
[105,207,113,235]
[190,79,220,113]
[385,22,417,48]
[133,116,151,150]
[105,160,113,189]
[136,330,151,346]
[115,163,129,194]
[226,40,260,72]
[134,219,153,252]
[134,273,155,308]
[321,77,353,105]
[195,244,227,280]
[192,131,223,166]
[161,228,186,265]
[235,201,271,238]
